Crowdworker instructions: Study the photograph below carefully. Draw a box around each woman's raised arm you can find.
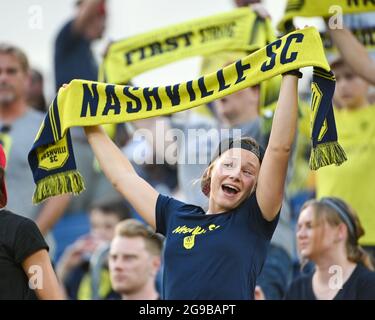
[256,74,299,221]
[84,126,159,229]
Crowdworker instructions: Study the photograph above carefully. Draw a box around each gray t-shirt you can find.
[0,109,44,220]
[0,109,56,256]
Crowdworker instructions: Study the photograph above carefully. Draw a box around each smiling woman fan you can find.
[83,69,300,300]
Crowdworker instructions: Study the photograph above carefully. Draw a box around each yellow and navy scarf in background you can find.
[321,26,375,55]
[99,8,271,84]
[278,0,375,32]
[28,27,346,204]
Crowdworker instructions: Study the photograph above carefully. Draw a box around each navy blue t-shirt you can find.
[156,192,279,300]
[285,264,375,300]
[54,20,98,91]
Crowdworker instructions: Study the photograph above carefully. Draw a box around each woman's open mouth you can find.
[221,184,240,196]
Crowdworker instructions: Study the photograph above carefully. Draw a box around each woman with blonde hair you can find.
[286,197,375,300]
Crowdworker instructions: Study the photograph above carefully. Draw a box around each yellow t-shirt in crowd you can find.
[316,105,375,246]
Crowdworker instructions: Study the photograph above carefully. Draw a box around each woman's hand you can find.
[250,3,271,20]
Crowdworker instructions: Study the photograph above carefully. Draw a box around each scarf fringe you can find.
[32,170,85,204]
[309,142,347,170]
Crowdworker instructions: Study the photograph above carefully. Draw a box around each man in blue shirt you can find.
[54,0,106,91]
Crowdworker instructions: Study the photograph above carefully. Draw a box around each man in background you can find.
[0,43,71,256]
[109,219,162,300]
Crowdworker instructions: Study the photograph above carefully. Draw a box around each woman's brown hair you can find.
[301,197,374,271]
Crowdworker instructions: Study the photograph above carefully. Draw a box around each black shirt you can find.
[285,264,375,300]
[156,193,279,300]
[0,210,49,299]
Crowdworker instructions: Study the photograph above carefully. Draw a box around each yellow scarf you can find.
[321,24,375,55]
[99,8,272,84]
[28,27,345,204]
[278,0,375,32]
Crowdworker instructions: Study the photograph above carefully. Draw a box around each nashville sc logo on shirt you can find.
[172,224,221,249]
